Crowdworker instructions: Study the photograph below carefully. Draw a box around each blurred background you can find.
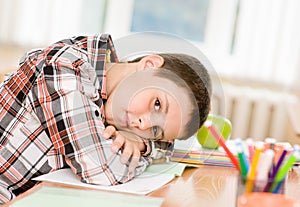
[0,0,300,144]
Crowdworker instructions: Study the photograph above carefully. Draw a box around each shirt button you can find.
[95,110,100,117]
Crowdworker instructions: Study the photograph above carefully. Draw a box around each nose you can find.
[131,114,152,130]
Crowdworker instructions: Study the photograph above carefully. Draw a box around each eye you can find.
[154,98,161,111]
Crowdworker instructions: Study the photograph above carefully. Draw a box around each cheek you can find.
[166,104,183,138]
[128,97,147,113]
[128,93,150,113]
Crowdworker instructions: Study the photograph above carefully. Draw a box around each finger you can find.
[111,132,125,153]
[120,143,133,164]
[102,125,116,139]
[128,150,140,173]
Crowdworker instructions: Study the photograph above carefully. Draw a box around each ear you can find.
[136,55,164,71]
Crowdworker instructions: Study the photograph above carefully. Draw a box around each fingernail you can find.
[128,169,135,178]
[102,132,108,138]
[120,156,126,164]
[129,166,134,172]
[111,145,118,153]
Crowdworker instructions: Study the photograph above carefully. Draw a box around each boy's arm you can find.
[33,44,151,186]
[106,130,174,163]
[102,125,149,173]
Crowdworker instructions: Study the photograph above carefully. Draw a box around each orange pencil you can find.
[205,121,241,172]
[245,143,263,193]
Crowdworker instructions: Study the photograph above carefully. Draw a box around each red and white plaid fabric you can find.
[0,34,160,203]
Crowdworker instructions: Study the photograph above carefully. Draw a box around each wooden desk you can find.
[5,165,300,207]
[150,165,300,207]
[150,165,239,207]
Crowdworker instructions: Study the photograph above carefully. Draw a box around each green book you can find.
[11,185,163,207]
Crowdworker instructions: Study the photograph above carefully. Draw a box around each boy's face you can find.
[105,69,193,141]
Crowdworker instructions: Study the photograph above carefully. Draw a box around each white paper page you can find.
[34,162,186,195]
[174,135,201,150]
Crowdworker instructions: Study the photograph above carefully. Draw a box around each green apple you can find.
[197,114,232,149]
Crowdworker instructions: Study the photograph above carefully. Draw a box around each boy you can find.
[0,34,211,203]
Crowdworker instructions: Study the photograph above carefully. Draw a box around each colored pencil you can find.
[246,138,255,163]
[236,141,249,179]
[245,143,263,193]
[270,151,299,192]
[204,121,240,172]
[264,148,288,192]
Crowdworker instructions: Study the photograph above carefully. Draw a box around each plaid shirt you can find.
[0,34,173,204]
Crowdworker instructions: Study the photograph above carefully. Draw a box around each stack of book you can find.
[171,148,234,167]
[171,138,300,168]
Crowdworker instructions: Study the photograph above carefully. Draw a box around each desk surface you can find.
[5,165,300,207]
[149,165,238,207]
[150,165,300,207]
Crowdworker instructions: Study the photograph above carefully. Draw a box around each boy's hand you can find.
[102,125,146,173]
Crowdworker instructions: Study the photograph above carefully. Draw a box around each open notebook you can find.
[34,162,187,195]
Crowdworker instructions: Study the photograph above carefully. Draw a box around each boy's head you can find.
[152,53,212,138]
[105,53,211,140]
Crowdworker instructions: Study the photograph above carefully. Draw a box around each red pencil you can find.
[204,121,241,172]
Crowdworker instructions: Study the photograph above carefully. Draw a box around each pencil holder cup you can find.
[237,176,286,196]
[237,192,299,207]
[236,176,292,207]
[197,114,232,149]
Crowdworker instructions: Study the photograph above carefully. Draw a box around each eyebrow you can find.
[164,94,169,114]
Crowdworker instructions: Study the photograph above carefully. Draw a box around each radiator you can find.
[212,83,298,141]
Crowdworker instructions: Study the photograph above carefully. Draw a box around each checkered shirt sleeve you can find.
[0,35,152,204]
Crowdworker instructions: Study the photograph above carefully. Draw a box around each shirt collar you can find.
[87,34,119,100]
